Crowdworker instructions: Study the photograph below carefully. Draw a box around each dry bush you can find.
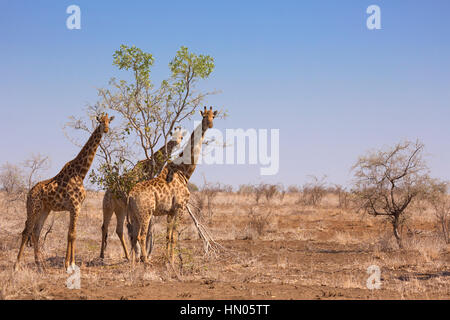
[299,175,328,207]
[263,184,279,203]
[0,163,26,208]
[287,185,300,194]
[433,200,450,244]
[254,184,265,204]
[0,268,49,300]
[22,153,50,191]
[402,234,447,262]
[190,181,228,223]
[0,155,50,211]
[251,183,281,204]
[246,206,272,239]
[0,163,25,194]
[373,232,399,253]
[219,184,233,193]
[425,181,450,244]
[190,192,206,222]
[278,184,286,202]
[237,184,255,196]
[332,184,351,209]
[352,140,430,249]
[201,184,220,220]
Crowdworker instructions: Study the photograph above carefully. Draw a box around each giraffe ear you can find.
[213,111,218,117]
[199,110,204,116]
[109,116,115,122]
[96,115,101,122]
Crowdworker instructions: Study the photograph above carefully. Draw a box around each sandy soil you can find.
[0,192,448,300]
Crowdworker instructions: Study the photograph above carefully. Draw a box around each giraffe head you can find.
[199,106,218,130]
[169,126,186,146]
[96,114,115,133]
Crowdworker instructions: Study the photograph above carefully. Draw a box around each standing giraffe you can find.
[14,114,114,271]
[127,106,218,264]
[100,127,185,260]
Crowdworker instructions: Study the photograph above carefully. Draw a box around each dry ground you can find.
[0,191,448,300]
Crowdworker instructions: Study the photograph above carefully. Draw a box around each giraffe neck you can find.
[72,125,103,180]
[132,140,178,179]
[174,122,207,180]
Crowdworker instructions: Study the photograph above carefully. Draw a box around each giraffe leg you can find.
[172,209,183,265]
[100,205,113,259]
[26,235,32,247]
[138,216,151,265]
[65,208,79,270]
[32,209,51,271]
[166,213,178,265]
[146,216,154,257]
[15,201,42,271]
[128,219,139,265]
[15,236,27,271]
[173,211,182,264]
[116,208,130,261]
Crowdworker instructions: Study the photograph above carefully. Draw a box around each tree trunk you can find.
[392,216,403,249]
[441,217,449,244]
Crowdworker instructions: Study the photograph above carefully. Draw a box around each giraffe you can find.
[100,127,185,260]
[14,114,114,271]
[127,106,218,264]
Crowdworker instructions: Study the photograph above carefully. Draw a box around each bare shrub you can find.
[352,140,431,249]
[0,155,51,210]
[22,153,50,191]
[201,183,221,221]
[434,200,450,244]
[333,184,351,209]
[237,184,255,197]
[0,163,26,206]
[247,207,272,238]
[263,184,279,203]
[0,268,49,300]
[0,163,25,194]
[251,183,281,204]
[287,185,300,193]
[254,184,265,204]
[278,184,286,202]
[189,180,223,223]
[300,175,328,207]
[374,232,398,253]
[425,180,450,244]
[190,192,206,222]
[219,184,233,193]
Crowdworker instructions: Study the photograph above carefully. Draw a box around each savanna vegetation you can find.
[0,45,448,300]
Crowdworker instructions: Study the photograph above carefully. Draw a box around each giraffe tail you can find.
[125,194,134,242]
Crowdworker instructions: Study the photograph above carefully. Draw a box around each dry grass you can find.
[0,191,448,300]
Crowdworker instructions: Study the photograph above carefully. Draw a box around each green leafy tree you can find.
[66,45,217,196]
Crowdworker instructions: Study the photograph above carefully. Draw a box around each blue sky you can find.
[0,0,449,188]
